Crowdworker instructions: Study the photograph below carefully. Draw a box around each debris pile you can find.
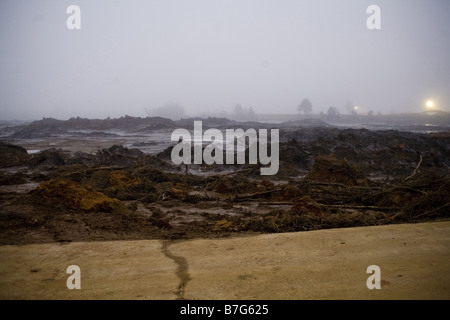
[28,149,67,168]
[0,120,449,244]
[0,142,29,167]
[36,179,128,214]
[305,154,369,186]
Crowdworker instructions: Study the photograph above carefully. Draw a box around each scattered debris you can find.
[0,119,449,245]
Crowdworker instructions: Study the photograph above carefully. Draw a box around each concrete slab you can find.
[0,240,179,300]
[0,221,449,300]
[172,221,450,300]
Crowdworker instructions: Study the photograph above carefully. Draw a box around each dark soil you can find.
[0,117,449,245]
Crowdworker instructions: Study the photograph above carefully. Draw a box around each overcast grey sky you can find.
[0,0,449,120]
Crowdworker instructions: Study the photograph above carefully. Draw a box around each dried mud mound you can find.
[0,142,29,167]
[305,154,369,186]
[36,179,128,214]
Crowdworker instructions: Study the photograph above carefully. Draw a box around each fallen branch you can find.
[302,181,349,188]
[411,203,450,219]
[218,168,254,177]
[185,164,191,176]
[303,181,379,190]
[361,183,428,202]
[260,202,294,206]
[257,201,399,211]
[318,204,399,211]
[388,185,428,195]
[234,188,283,201]
[403,154,423,182]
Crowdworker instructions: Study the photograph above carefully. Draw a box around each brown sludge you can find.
[0,139,449,244]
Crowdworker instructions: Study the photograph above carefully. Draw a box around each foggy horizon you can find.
[1,0,449,121]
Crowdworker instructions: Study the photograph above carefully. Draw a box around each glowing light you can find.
[426,100,434,109]
[354,106,359,110]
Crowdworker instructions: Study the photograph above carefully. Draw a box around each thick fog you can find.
[0,0,449,120]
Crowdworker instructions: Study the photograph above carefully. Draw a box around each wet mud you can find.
[0,117,449,245]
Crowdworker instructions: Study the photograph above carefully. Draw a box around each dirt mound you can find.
[306,154,369,186]
[155,125,448,179]
[0,142,27,155]
[0,172,27,185]
[291,196,324,216]
[109,171,141,190]
[281,128,450,177]
[0,142,29,167]
[28,149,67,168]
[95,145,143,166]
[36,179,128,214]
[428,131,450,139]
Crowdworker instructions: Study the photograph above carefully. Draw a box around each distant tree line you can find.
[146,102,186,120]
[231,104,256,121]
[298,98,380,118]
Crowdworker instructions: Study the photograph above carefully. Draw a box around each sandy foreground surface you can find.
[0,221,449,300]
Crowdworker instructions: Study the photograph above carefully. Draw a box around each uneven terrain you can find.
[0,115,449,299]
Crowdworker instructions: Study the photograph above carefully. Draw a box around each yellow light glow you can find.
[426,100,434,108]
[354,106,359,110]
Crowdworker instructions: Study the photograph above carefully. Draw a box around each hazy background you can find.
[0,0,449,120]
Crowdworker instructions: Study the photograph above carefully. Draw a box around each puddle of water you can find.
[0,182,40,193]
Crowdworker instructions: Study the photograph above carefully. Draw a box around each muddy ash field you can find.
[0,115,449,245]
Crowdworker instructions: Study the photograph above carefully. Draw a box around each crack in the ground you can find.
[162,240,191,300]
